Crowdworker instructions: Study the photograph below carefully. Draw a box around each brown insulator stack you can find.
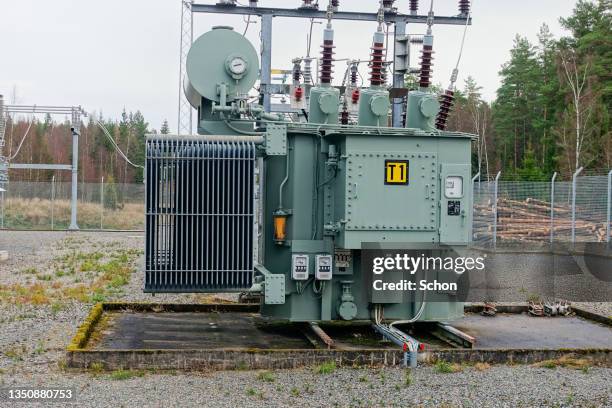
[350,69,358,86]
[340,108,350,124]
[435,89,455,130]
[369,42,386,86]
[459,0,470,15]
[419,45,434,89]
[410,0,418,13]
[320,40,336,85]
[331,0,339,8]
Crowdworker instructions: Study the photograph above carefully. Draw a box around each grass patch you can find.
[36,274,52,281]
[110,369,145,381]
[257,370,275,382]
[404,369,413,386]
[474,362,491,371]
[314,360,336,375]
[89,362,105,374]
[290,387,300,397]
[4,345,27,361]
[535,355,591,370]
[246,387,257,396]
[434,360,462,374]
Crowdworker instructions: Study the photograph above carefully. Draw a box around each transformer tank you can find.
[145,25,475,324]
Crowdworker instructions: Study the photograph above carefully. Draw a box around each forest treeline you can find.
[445,0,610,180]
[2,0,610,183]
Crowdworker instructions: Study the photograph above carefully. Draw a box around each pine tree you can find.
[160,120,170,134]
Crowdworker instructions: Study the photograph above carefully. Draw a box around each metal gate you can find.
[145,136,256,292]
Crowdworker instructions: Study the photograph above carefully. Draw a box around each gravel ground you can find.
[0,231,610,408]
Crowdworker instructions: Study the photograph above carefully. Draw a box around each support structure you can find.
[189,2,470,116]
[178,0,194,135]
[0,104,85,230]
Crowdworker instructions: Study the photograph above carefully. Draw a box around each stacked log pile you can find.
[473,198,610,243]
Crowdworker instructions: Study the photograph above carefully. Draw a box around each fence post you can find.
[550,172,557,244]
[607,169,612,246]
[471,172,480,243]
[493,171,501,249]
[571,167,584,244]
[51,176,56,230]
[100,176,104,230]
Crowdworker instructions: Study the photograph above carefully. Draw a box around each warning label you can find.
[385,160,409,185]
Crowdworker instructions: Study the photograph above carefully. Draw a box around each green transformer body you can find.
[260,124,472,322]
[144,26,476,324]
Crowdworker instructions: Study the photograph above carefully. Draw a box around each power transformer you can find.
[145,18,475,324]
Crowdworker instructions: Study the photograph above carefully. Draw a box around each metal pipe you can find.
[493,170,501,248]
[550,172,557,244]
[571,167,584,244]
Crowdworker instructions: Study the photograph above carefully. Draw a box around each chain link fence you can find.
[473,171,612,247]
[0,180,144,230]
[1,172,610,243]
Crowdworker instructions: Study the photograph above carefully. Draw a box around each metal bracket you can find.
[265,124,287,156]
[255,264,286,305]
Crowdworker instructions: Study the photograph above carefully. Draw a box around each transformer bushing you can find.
[436,89,455,130]
[459,0,470,15]
[410,0,419,15]
[358,30,390,127]
[419,34,434,89]
[309,27,339,124]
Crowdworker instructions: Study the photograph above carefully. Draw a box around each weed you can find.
[314,360,336,374]
[257,370,276,382]
[536,355,591,370]
[435,360,462,374]
[89,362,105,374]
[4,345,27,361]
[246,388,257,396]
[290,387,300,397]
[474,362,491,371]
[358,375,368,383]
[22,267,38,275]
[55,270,65,278]
[57,359,68,371]
[110,369,144,380]
[36,274,52,281]
[34,340,45,355]
[404,368,413,386]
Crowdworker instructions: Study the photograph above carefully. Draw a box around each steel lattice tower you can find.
[178,0,194,135]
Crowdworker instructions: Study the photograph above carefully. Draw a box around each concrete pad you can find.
[453,313,612,349]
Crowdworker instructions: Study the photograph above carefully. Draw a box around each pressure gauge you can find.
[226,56,248,78]
[445,176,464,198]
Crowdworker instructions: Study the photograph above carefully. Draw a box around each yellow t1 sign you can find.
[385,160,409,185]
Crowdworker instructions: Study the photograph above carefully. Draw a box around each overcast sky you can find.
[0,0,578,133]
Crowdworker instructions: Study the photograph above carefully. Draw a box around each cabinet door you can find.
[439,164,471,243]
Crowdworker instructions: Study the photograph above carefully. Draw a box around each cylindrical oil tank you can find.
[308,86,340,124]
[405,90,440,131]
[184,26,260,108]
[357,87,390,127]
